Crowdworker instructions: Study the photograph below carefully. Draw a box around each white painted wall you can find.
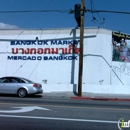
[111,62,130,85]
[0,28,129,94]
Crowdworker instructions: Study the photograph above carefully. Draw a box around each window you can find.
[10,78,25,83]
[0,78,7,83]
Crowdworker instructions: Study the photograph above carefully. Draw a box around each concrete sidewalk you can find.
[42,92,130,101]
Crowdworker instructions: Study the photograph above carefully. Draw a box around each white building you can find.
[0,27,130,94]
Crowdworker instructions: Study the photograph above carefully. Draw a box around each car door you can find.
[5,77,19,94]
[0,78,6,93]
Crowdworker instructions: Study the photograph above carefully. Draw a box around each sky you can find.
[0,0,130,34]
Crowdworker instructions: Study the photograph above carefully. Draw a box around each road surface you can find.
[0,94,129,130]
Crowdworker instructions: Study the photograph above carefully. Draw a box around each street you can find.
[0,94,129,130]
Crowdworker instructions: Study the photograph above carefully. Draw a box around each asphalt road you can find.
[0,94,130,130]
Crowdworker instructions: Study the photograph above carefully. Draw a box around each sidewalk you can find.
[42,92,130,101]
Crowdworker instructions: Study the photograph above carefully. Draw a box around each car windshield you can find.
[21,78,34,83]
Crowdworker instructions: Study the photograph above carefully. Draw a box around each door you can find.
[0,78,7,93]
[5,77,19,94]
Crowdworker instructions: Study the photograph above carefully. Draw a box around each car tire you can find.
[17,88,27,98]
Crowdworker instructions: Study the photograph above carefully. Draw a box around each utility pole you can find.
[78,0,85,96]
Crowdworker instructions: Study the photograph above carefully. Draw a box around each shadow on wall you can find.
[83,54,124,85]
[73,84,77,95]
[70,28,97,96]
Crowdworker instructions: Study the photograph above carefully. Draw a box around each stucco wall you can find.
[0,28,129,94]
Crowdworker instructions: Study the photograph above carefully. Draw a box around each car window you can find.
[0,78,11,83]
[0,78,7,83]
[0,77,26,83]
[11,78,19,83]
[15,78,25,83]
[10,78,25,83]
[21,78,34,83]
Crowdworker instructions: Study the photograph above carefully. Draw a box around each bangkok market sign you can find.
[7,40,80,61]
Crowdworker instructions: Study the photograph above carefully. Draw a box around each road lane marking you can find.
[0,103,129,111]
[0,106,51,113]
[0,114,118,124]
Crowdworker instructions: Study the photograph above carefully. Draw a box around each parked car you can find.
[0,76,43,97]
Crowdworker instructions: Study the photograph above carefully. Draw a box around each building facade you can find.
[0,28,130,94]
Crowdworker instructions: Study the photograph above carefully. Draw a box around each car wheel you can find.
[17,88,27,98]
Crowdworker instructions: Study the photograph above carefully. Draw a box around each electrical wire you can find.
[90,0,98,26]
[0,9,129,15]
[0,10,69,14]
[6,0,55,76]
[87,9,130,14]
[12,60,28,75]
[90,0,94,18]
[90,0,102,21]
[28,61,41,79]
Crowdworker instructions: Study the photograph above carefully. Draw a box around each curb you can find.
[71,96,130,102]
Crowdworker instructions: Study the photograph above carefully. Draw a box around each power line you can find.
[90,0,102,20]
[0,10,69,13]
[87,9,130,14]
[0,9,130,15]
[90,0,99,26]
[0,7,130,14]
[90,0,94,18]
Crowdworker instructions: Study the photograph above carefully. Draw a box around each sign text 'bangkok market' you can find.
[10,40,80,45]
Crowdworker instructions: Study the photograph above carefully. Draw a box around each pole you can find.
[78,0,85,96]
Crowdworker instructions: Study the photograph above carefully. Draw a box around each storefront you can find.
[0,28,130,94]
